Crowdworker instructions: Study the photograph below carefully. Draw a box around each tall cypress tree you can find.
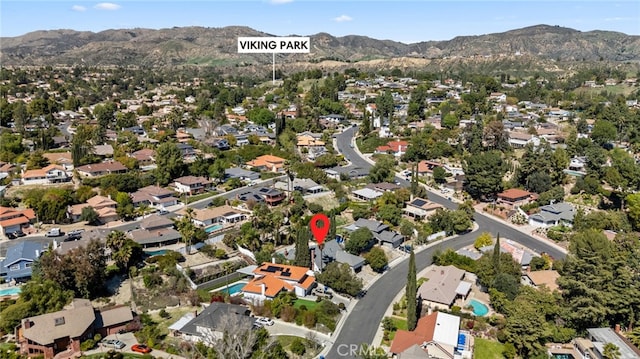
[406,250,418,330]
[294,225,311,269]
[493,233,501,273]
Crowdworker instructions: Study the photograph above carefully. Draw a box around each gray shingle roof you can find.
[180,303,253,337]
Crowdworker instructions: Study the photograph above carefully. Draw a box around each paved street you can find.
[325,126,568,358]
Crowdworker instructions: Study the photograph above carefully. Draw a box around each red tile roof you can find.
[390,312,438,353]
[498,188,533,200]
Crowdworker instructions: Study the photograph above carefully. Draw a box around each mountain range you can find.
[1,25,639,70]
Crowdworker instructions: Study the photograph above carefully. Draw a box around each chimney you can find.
[260,283,266,297]
[194,310,197,318]
[22,319,31,329]
[615,324,621,333]
[271,257,276,264]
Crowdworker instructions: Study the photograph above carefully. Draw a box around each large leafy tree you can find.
[375,89,394,120]
[346,227,374,255]
[463,150,507,200]
[369,155,396,183]
[293,225,312,268]
[154,142,185,186]
[316,262,363,296]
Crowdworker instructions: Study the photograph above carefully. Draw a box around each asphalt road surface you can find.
[326,126,568,358]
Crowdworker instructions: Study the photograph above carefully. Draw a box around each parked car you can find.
[131,344,152,353]
[44,228,62,237]
[66,229,83,241]
[255,317,274,326]
[14,230,25,237]
[101,339,125,349]
[313,286,333,299]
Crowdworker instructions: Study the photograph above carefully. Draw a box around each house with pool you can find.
[417,265,473,311]
[177,205,248,229]
[241,263,316,304]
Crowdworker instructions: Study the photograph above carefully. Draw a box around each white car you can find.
[255,317,274,326]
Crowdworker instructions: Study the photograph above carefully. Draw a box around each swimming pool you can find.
[552,354,575,359]
[0,287,21,296]
[213,282,247,296]
[469,299,489,316]
[145,249,168,256]
[205,224,224,233]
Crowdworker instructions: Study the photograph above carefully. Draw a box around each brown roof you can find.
[95,305,134,328]
[526,270,560,292]
[76,161,127,174]
[417,265,466,306]
[22,299,96,345]
[174,175,211,185]
[498,188,533,200]
[21,164,65,179]
[42,152,73,165]
[177,205,242,222]
[390,312,438,353]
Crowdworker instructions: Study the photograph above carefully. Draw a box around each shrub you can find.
[159,309,170,319]
[451,305,461,314]
[303,311,317,328]
[290,338,306,355]
[382,317,397,332]
[338,302,346,311]
[80,339,96,351]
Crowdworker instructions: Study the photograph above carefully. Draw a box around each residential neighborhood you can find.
[1,43,640,359]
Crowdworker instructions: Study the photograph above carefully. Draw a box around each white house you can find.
[21,164,70,185]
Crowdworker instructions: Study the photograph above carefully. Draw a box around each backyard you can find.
[473,338,506,359]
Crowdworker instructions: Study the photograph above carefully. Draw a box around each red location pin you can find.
[310,213,330,245]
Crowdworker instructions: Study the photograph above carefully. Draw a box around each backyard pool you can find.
[213,282,247,296]
[205,224,224,233]
[469,299,489,316]
[552,354,575,359]
[0,287,21,297]
[144,249,168,256]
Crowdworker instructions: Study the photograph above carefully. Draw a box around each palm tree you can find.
[180,207,196,255]
[603,343,621,359]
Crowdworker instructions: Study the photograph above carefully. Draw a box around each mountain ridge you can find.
[1,24,639,68]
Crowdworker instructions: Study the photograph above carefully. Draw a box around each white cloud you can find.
[269,0,293,4]
[94,2,121,10]
[333,15,353,23]
[71,5,86,11]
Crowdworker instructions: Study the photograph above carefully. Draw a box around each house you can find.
[568,156,587,171]
[345,218,405,248]
[417,160,443,175]
[75,161,127,177]
[375,140,409,156]
[390,311,464,358]
[174,176,212,195]
[255,187,285,206]
[296,132,325,148]
[130,185,179,210]
[489,92,507,102]
[246,155,286,173]
[241,263,316,304]
[21,164,70,185]
[130,148,156,167]
[176,143,196,160]
[368,181,401,192]
[128,215,182,248]
[275,178,325,195]
[523,269,560,292]
[417,265,472,309]
[528,202,575,228]
[586,327,640,359]
[67,195,118,223]
[310,240,365,273]
[404,197,443,220]
[51,136,69,148]
[0,162,16,177]
[92,144,114,158]
[508,132,540,148]
[0,241,45,282]
[497,188,536,208]
[177,205,248,228]
[480,239,537,268]
[42,152,73,170]
[352,188,383,201]
[176,130,193,143]
[17,299,138,359]
[224,167,260,182]
[0,207,36,236]
[173,303,253,345]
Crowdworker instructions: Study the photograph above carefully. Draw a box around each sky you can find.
[1,1,639,44]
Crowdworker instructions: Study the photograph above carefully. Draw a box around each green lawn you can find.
[185,191,219,204]
[293,299,321,311]
[473,338,505,359]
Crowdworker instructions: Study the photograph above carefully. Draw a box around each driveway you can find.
[83,332,185,359]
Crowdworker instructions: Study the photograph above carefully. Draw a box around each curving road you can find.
[326,127,568,358]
